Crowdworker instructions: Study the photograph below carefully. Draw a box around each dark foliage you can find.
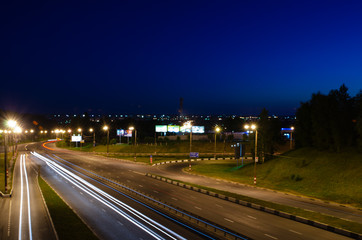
[295,84,361,151]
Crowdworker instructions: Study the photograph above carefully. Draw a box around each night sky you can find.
[1,1,361,115]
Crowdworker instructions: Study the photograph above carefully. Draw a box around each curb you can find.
[152,157,253,166]
[146,173,362,240]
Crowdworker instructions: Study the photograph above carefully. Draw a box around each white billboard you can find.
[192,126,205,133]
[71,135,82,142]
[155,125,167,132]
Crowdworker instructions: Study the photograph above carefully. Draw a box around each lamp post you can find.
[214,127,220,158]
[245,124,258,185]
[67,129,72,146]
[103,126,109,155]
[290,126,294,149]
[129,126,137,161]
[183,121,192,159]
[77,128,82,148]
[90,128,95,152]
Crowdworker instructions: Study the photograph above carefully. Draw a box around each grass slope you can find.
[38,177,98,240]
[191,148,362,208]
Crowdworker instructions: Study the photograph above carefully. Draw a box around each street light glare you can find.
[78,128,82,132]
[216,127,221,132]
[7,120,17,128]
[129,126,134,131]
[103,126,109,131]
[251,124,256,130]
[89,128,93,132]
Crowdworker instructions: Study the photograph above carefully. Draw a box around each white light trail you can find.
[31,152,186,240]
[18,154,33,240]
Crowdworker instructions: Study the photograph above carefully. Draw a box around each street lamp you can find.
[78,128,82,148]
[244,124,258,185]
[89,128,95,152]
[129,126,137,161]
[103,126,109,155]
[183,121,192,156]
[214,127,221,158]
[290,126,294,149]
[3,120,17,192]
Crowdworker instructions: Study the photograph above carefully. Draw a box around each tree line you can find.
[295,84,362,152]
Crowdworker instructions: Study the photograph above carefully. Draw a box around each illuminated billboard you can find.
[71,135,82,142]
[155,125,167,132]
[180,126,205,133]
[192,126,205,133]
[117,129,132,137]
[167,125,180,133]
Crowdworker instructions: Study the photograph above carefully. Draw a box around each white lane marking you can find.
[8,199,12,236]
[139,185,143,188]
[80,192,83,195]
[132,171,144,175]
[289,229,302,235]
[23,155,33,240]
[194,206,202,210]
[215,204,223,208]
[190,196,196,199]
[117,221,124,226]
[102,209,106,212]
[247,215,256,220]
[224,218,234,223]
[19,155,24,240]
[153,190,159,194]
[264,233,278,239]
[171,197,178,201]
[127,180,131,183]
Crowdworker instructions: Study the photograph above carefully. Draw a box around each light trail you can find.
[18,154,33,240]
[31,152,187,240]
[48,153,246,240]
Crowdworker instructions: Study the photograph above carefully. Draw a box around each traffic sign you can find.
[190,152,199,158]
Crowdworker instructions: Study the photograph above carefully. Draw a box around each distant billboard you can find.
[167,125,180,133]
[117,129,132,137]
[180,126,191,133]
[71,135,82,142]
[180,126,205,133]
[155,125,167,132]
[192,126,205,133]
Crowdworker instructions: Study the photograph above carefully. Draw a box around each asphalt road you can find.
[0,151,57,240]
[28,144,208,240]
[26,142,353,240]
[154,161,362,224]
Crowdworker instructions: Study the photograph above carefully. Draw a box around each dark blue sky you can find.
[1,1,361,115]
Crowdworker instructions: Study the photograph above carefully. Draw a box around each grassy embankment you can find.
[38,177,98,240]
[190,148,362,208]
[56,141,235,164]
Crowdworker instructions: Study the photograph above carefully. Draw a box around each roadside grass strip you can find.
[147,174,362,237]
[38,176,98,240]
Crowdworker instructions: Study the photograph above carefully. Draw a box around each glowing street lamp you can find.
[103,126,109,155]
[290,126,294,149]
[89,128,95,152]
[244,124,258,185]
[183,121,193,157]
[214,127,221,158]
[129,126,137,161]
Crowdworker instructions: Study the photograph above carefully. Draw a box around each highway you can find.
[0,151,57,240]
[27,144,213,240]
[155,161,362,224]
[26,142,353,240]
